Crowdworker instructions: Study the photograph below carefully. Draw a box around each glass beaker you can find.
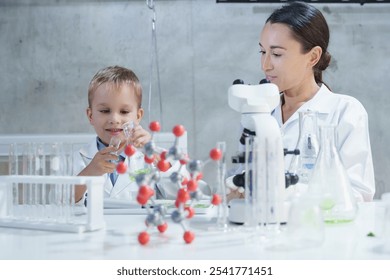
[264,191,325,251]
[290,110,319,184]
[285,192,324,248]
[123,121,134,143]
[308,124,357,223]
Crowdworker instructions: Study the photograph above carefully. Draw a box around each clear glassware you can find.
[122,121,134,143]
[215,141,228,229]
[62,143,75,222]
[285,192,324,248]
[48,143,61,221]
[308,124,357,223]
[203,141,230,232]
[8,143,19,176]
[379,193,390,253]
[265,191,324,251]
[244,136,258,229]
[289,110,319,184]
[253,136,284,236]
[109,136,122,156]
[22,143,37,220]
[8,143,19,218]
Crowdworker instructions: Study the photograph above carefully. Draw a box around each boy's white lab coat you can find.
[73,138,146,200]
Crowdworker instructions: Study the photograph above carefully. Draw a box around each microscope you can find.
[227,80,298,225]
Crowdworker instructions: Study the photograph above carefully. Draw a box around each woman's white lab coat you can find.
[272,84,375,202]
[73,138,147,200]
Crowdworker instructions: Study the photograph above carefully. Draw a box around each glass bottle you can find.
[289,110,320,184]
[308,124,357,223]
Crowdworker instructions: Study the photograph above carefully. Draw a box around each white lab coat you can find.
[73,138,147,200]
[272,84,375,202]
[232,84,375,202]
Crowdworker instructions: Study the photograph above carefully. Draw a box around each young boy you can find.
[74,65,152,203]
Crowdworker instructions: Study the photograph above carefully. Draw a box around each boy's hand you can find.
[131,124,152,148]
[81,146,119,176]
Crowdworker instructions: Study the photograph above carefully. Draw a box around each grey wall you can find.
[1,0,389,198]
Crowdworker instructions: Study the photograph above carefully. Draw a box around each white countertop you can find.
[0,202,389,260]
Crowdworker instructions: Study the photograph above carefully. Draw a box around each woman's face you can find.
[259,22,314,93]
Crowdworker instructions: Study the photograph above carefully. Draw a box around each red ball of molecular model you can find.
[116,121,223,245]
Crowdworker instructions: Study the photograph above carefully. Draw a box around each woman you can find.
[228,1,375,202]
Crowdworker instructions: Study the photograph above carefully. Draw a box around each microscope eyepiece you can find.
[259,78,270,84]
[232,79,245,85]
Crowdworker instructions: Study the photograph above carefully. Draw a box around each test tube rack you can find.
[0,175,105,233]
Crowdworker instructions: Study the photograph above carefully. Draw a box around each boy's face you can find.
[87,82,143,146]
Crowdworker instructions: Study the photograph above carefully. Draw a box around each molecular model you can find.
[115,121,223,245]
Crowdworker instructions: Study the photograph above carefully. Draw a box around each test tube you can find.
[49,142,63,222]
[257,137,282,236]
[22,143,36,220]
[215,141,229,230]
[244,136,258,228]
[8,143,19,218]
[35,143,47,221]
[63,143,75,222]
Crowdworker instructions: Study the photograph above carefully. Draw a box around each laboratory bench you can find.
[0,201,389,260]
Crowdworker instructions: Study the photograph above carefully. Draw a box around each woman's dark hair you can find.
[266,1,331,85]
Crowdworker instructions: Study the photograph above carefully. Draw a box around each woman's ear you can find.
[309,46,323,68]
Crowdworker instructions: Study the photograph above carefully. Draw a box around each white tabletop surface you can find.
[0,202,389,260]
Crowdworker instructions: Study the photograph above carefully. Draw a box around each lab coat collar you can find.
[276,84,336,127]
[299,84,336,114]
[79,137,99,164]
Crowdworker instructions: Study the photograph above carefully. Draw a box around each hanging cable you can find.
[146,0,163,128]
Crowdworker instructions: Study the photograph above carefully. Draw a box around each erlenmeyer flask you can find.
[308,124,357,223]
[290,110,319,184]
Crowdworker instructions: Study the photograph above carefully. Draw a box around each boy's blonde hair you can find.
[88,65,142,108]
